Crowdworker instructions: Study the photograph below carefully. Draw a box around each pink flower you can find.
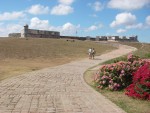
[102,80,106,84]
[121,70,125,74]
[120,74,123,77]
[127,53,133,60]
[117,84,120,87]
[114,83,118,87]
[109,80,113,84]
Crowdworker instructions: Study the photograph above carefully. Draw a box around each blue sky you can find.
[0,0,150,42]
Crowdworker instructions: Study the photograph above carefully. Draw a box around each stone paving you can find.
[0,44,137,113]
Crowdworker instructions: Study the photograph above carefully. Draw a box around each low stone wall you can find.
[9,33,21,38]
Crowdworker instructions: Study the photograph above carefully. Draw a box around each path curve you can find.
[0,44,137,113]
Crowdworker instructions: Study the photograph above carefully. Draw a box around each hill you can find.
[119,42,150,58]
[0,38,116,80]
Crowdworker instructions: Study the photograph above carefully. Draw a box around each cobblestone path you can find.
[0,44,136,113]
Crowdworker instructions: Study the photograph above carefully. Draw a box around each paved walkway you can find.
[0,44,137,113]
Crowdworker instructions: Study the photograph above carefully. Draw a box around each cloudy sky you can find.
[0,0,150,42]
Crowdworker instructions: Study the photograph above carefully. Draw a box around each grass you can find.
[119,42,150,59]
[103,55,127,64]
[0,37,116,81]
[102,42,150,64]
[84,42,150,113]
[84,70,150,113]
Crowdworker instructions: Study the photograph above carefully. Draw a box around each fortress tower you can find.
[24,24,28,38]
[21,24,28,38]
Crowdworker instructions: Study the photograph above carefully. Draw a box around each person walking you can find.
[88,48,92,59]
[91,48,96,59]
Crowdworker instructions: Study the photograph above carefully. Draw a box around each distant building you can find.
[96,35,138,42]
[129,35,138,41]
[122,36,127,39]
[96,36,107,41]
[21,24,60,38]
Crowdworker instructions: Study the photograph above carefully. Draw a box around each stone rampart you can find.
[8,33,21,38]
[21,25,60,38]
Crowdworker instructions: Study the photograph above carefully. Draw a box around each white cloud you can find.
[62,22,75,30]
[87,25,98,31]
[117,29,126,33]
[61,22,80,35]
[146,15,150,26]
[30,17,50,30]
[50,23,80,35]
[110,12,136,28]
[86,24,103,31]
[58,0,74,5]
[28,4,50,15]
[93,1,103,11]
[0,11,25,21]
[126,23,143,29]
[7,24,22,32]
[29,17,79,35]
[0,23,5,33]
[108,0,150,10]
[51,4,73,15]
[0,23,22,36]
[89,1,103,11]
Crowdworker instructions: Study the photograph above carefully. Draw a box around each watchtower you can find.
[23,24,29,38]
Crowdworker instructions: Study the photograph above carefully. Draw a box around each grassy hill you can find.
[103,42,150,64]
[119,42,150,58]
[0,38,116,80]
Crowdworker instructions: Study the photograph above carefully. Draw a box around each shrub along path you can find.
[0,44,137,113]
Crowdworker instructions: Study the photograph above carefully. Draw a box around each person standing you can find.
[91,48,96,59]
[88,48,92,59]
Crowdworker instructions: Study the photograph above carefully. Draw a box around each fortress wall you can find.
[24,28,60,38]
[9,33,21,38]
[11,25,138,42]
[38,30,45,34]
[28,29,38,34]
[45,31,50,35]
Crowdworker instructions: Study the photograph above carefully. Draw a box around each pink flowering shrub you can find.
[94,54,145,91]
[125,62,150,100]
[127,53,140,63]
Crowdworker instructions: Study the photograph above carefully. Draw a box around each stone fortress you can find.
[22,24,60,38]
[9,24,60,39]
[9,25,138,42]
